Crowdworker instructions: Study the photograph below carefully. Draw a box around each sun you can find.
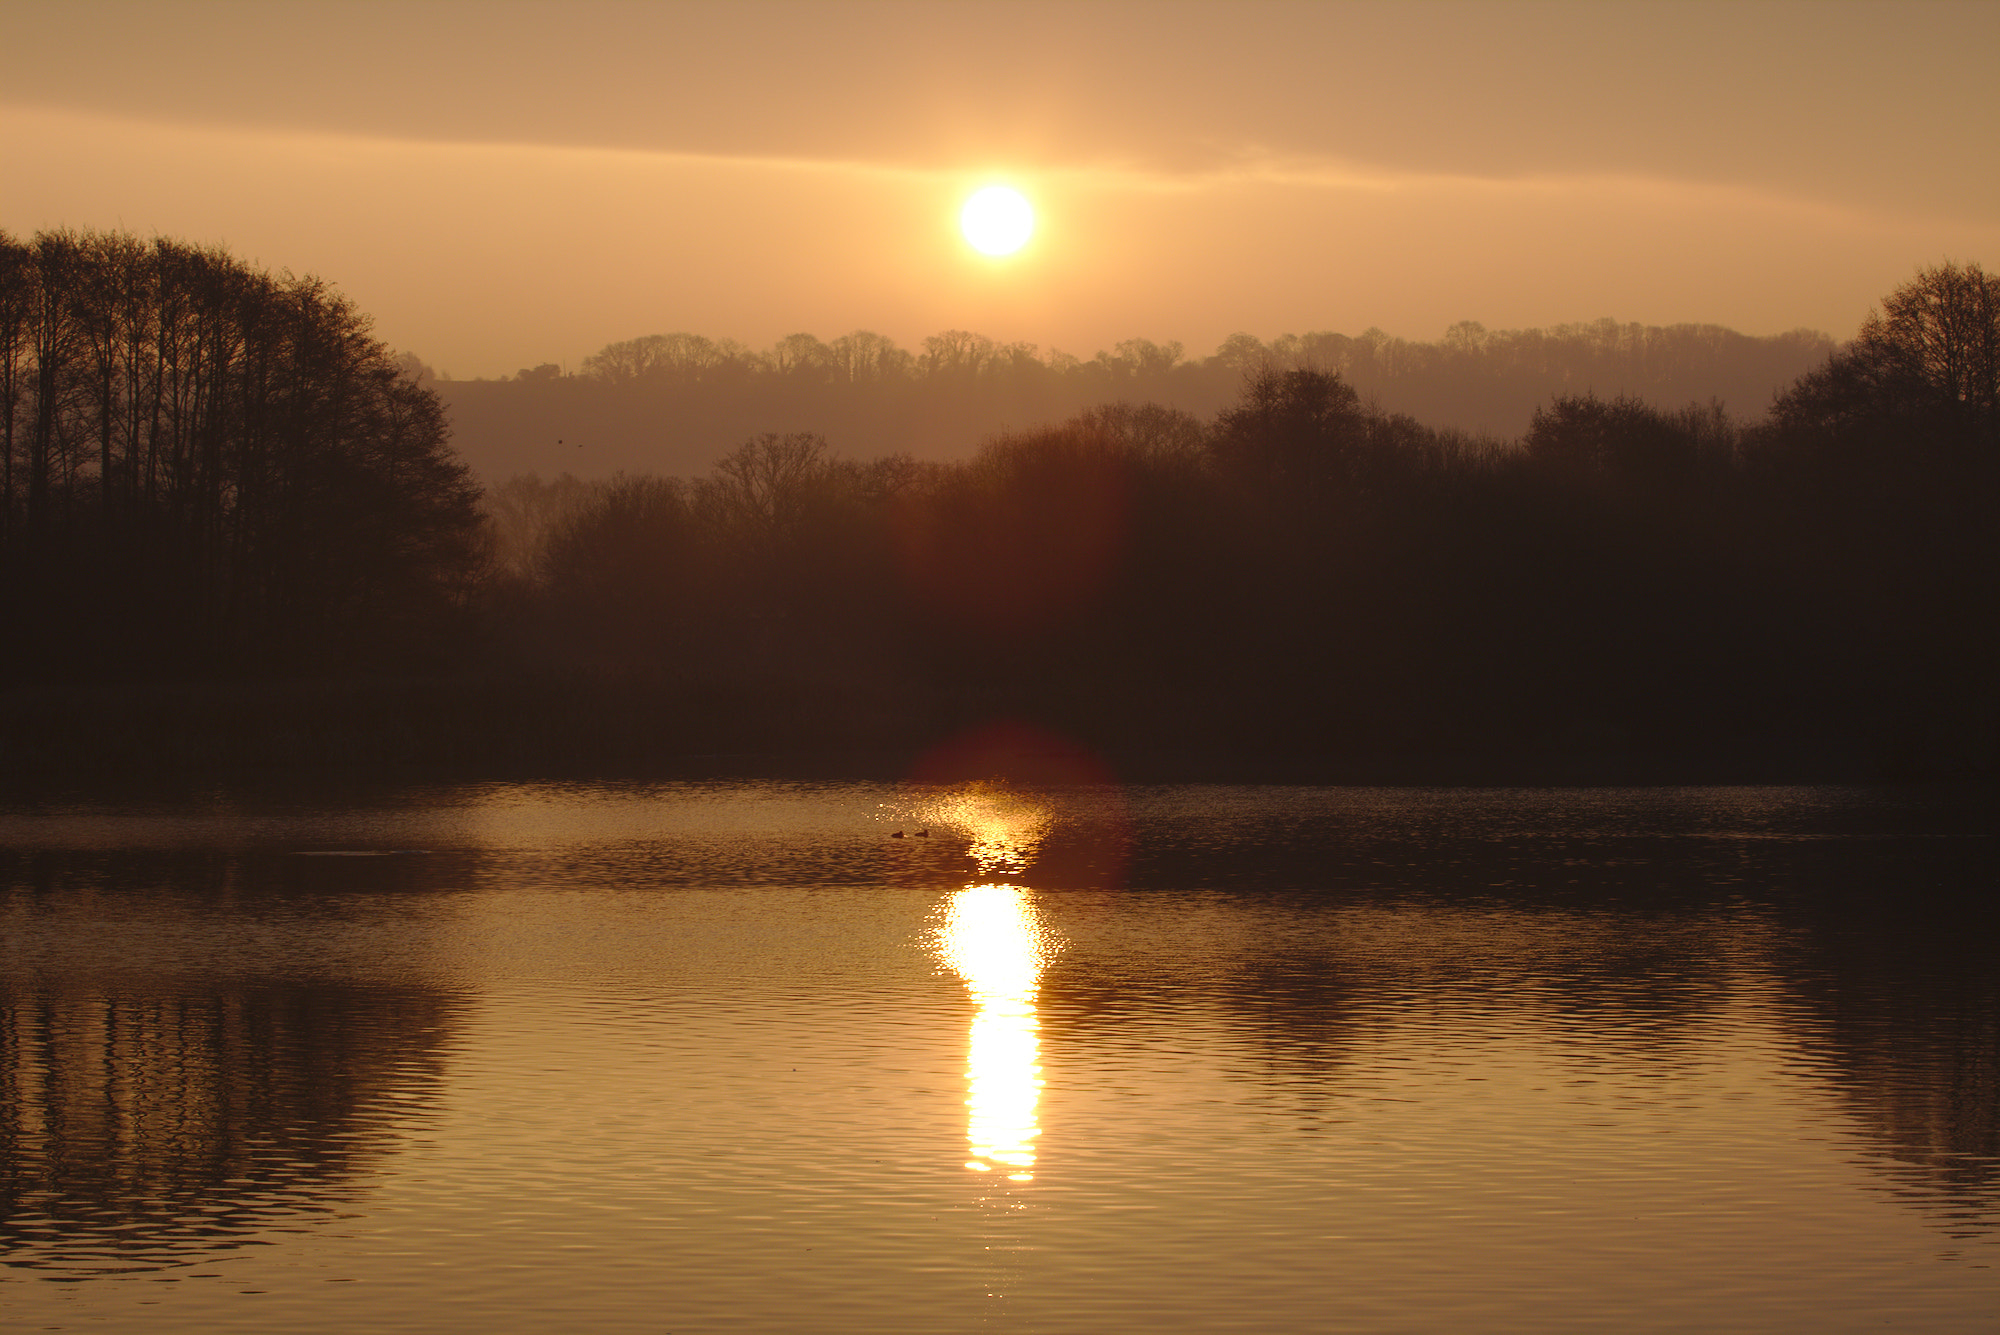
[960,186,1035,257]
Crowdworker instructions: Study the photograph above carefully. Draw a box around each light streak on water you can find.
[938,883,1055,1181]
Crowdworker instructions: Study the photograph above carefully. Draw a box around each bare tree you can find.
[771,332,834,380]
[827,330,910,384]
[0,228,485,675]
[1859,260,2000,445]
[700,432,834,546]
[0,233,30,535]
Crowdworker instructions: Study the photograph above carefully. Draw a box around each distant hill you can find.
[429,321,1835,481]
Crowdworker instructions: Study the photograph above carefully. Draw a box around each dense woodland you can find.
[2,230,1994,778]
[0,229,484,679]
[437,320,1833,480]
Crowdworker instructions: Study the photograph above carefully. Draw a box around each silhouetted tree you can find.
[482,472,601,583]
[19,242,1997,778]
[0,229,485,680]
[536,474,698,666]
[0,234,31,538]
[698,432,835,549]
[1746,263,2000,772]
[1769,261,1999,457]
[1210,366,1372,506]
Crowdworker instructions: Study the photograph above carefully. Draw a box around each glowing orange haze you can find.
[4,1,1995,379]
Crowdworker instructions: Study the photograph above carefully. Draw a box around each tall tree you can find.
[0,229,484,679]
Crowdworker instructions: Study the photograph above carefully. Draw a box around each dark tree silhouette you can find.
[1211,366,1373,506]
[1745,262,2000,772]
[0,228,485,679]
[1769,261,1999,455]
[7,254,1992,779]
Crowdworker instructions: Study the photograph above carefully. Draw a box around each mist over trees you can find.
[0,229,484,678]
[3,235,1989,781]
[464,264,1991,778]
[436,319,1832,482]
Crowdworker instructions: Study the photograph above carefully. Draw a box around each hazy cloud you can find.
[7,1,1995,377]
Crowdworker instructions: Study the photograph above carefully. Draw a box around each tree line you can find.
[2,233,1990,778]
[479,262,1993,775]
[437,318,1832,482]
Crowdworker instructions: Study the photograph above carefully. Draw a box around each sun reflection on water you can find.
[937,883,1056,1182]
[909,780,1055,877]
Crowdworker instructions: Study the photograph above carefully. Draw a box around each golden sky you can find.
[5,0,1994,378]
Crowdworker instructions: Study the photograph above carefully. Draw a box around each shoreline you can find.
[3,672,1982,793]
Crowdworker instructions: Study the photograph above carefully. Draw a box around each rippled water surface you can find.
[2,781,1994,1332]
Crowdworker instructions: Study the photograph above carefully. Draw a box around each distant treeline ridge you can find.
[2,229,1992,781]
[433,319,1833,481]
[466,262,1994,776]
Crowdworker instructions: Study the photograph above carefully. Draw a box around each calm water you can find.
[1,780,1994,1332]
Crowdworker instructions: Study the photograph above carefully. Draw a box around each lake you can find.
[2,779,1994,1332]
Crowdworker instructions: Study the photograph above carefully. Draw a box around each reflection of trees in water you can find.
[1821,1008,2000,1238]
[0,846,469,1276]
[1045,819,1775,1065]
[1042,821,1999,1234]
[1038,889,1751,1102]
[1771,838,2000,1236]
[0,981,463,1276]
[1221,900,1747,1063]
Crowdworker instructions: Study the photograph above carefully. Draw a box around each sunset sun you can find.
[960,185,1035,256]
[7,0,1998,1328]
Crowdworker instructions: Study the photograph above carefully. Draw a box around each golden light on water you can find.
[938,883,1055,1181]
[915,781,1053,877]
